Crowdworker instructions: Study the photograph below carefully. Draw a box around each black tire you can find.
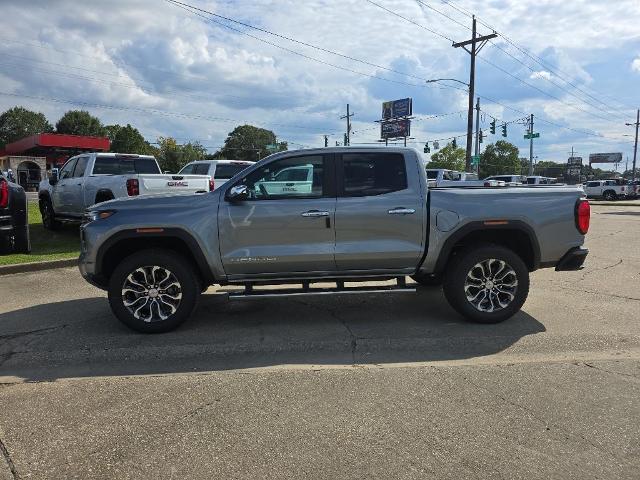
[108,249,201,333]
[442,244,529,324]
[13,225,30,254]
[40,197,61,230]
[0,234,13,254]
[411,272,443,287]
[602,190,616,201]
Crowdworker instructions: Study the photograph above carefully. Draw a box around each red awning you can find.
[1,133,110,156]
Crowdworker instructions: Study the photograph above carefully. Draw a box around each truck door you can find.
[66,156,89,215]
[51,157,78,215]
[218,154,337,277]
[334,152,425,271]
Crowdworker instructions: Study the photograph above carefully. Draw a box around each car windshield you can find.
[426,171,438,179]
[92,157,160,175]
[214,163,251,179]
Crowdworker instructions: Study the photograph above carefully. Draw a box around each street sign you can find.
[470,155,480,166]
[524,132,540,139]
[382,98,412,120]
[589,152,622,164]
[381,119,411,139]
[568,157,583,166]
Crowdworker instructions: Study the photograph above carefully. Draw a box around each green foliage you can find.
[427,142,466,171]
[155,137,207,173]
[104,124,122,142]
[110,124,152,154]
[479,140,521,178]
[55,110,106,136]
[218,125,287,161]
[0,106,53,147]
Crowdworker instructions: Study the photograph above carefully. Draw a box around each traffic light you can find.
[452,138,457,148]
[501,123,507,137]
[423,142,430,153]
[479,130,484,143]
[490,119,496,134]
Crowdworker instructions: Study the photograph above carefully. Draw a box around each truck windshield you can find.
[426,171,438,179]
[214,164,251,179]
[92,157,160,175]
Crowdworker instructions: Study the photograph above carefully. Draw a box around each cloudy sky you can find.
[2,0,639,167]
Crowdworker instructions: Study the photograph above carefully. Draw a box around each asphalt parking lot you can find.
[0,203,639,479]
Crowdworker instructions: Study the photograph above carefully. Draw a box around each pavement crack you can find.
[580,361,639,379]
[580,259,623,281]
[0,324,68,341]
[0,432,19,480]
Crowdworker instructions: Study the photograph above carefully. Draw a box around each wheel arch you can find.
[96,229,215,287]
[94,189,115,204]
[433,221,540,274]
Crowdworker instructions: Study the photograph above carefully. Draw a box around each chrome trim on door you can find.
[301,210,330,217]
[387,208,416,215]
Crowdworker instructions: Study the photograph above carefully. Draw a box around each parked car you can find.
[39,153,211,229]
[583,179,627,201]
[178,160,254,190]
[626,180,639,198]
[426,169,505,187]
[79,147,589,333]
[484,175,527,185]
[0,170,30,254]
[526,176,558,185]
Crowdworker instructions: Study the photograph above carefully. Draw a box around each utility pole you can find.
[626,109,639,182]
[340,104,354,146]
[474,97,480,164]
[528,114,534,176]
[453,16,497,171]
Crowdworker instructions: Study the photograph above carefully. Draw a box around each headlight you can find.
[85,210,115,222]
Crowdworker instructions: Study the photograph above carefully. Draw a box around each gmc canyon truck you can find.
[39,153,211,229]
[79,147,590,333]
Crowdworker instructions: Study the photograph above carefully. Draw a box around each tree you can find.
[479,140,521,178]
[104,124,122,142]
[426,142,466,171]
[110,124,152,154]
[0,106,53,147]
[155,137,207,173]
[217,125,287,161]
[55,110,106,136]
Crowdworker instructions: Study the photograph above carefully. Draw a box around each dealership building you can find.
[0,133,110,191]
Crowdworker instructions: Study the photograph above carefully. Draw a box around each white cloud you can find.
[632,57,640,73]
[530,71,552,81]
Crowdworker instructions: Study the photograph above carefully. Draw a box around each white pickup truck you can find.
[38,153,211,229]
[583,179,628,201]
[426,168,505,187]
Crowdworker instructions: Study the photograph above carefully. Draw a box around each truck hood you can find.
[91,191,216,211]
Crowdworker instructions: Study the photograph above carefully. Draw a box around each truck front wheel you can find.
[108,249,201,333]
[442,244,529,324]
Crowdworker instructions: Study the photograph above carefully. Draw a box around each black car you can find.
[0,171,30,254]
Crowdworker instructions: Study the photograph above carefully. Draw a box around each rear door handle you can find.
[388,208,416,215]
[301,210,330,217]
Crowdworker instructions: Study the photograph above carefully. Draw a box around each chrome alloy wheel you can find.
[463,258,518,313]
[121,266,182,322]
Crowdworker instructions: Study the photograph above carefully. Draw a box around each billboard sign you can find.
[589,153,622,164]
[568,157,582,166]
[381,119,411,139]
[382,98,412,120]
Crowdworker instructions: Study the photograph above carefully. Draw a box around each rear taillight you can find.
[126,178,139,196]
[209,178,215,191]
[0,180,8,208]
[576,199,590,235]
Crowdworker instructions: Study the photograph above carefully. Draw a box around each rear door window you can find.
[214,163,251,179]
[92,157,160,175]
[341,153,407,197]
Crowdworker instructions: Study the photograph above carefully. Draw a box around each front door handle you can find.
[388,208,416,215]
[301,210,330,217]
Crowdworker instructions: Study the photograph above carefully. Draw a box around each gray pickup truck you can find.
[79,147,590,333]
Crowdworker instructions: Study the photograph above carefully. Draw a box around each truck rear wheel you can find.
[442,244,529,324]
[108,249,201,333]
[602,190,616,201]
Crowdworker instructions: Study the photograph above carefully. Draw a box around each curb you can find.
[0,258,77,276]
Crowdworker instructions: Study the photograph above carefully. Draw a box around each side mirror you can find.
[49,169,59,186]
[226,184,249,202]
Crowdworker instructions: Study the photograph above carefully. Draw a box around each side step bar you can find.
[227,277,415,300]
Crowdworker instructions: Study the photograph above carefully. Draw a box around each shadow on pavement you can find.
[0,287,545,381]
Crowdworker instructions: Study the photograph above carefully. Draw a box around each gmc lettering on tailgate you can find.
[167,181,188,187]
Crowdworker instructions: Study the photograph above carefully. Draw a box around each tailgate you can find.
[138,174,211,194]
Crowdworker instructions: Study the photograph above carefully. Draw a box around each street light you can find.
[425,78,470,88]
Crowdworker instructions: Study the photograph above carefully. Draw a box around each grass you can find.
[0,202,80,266]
